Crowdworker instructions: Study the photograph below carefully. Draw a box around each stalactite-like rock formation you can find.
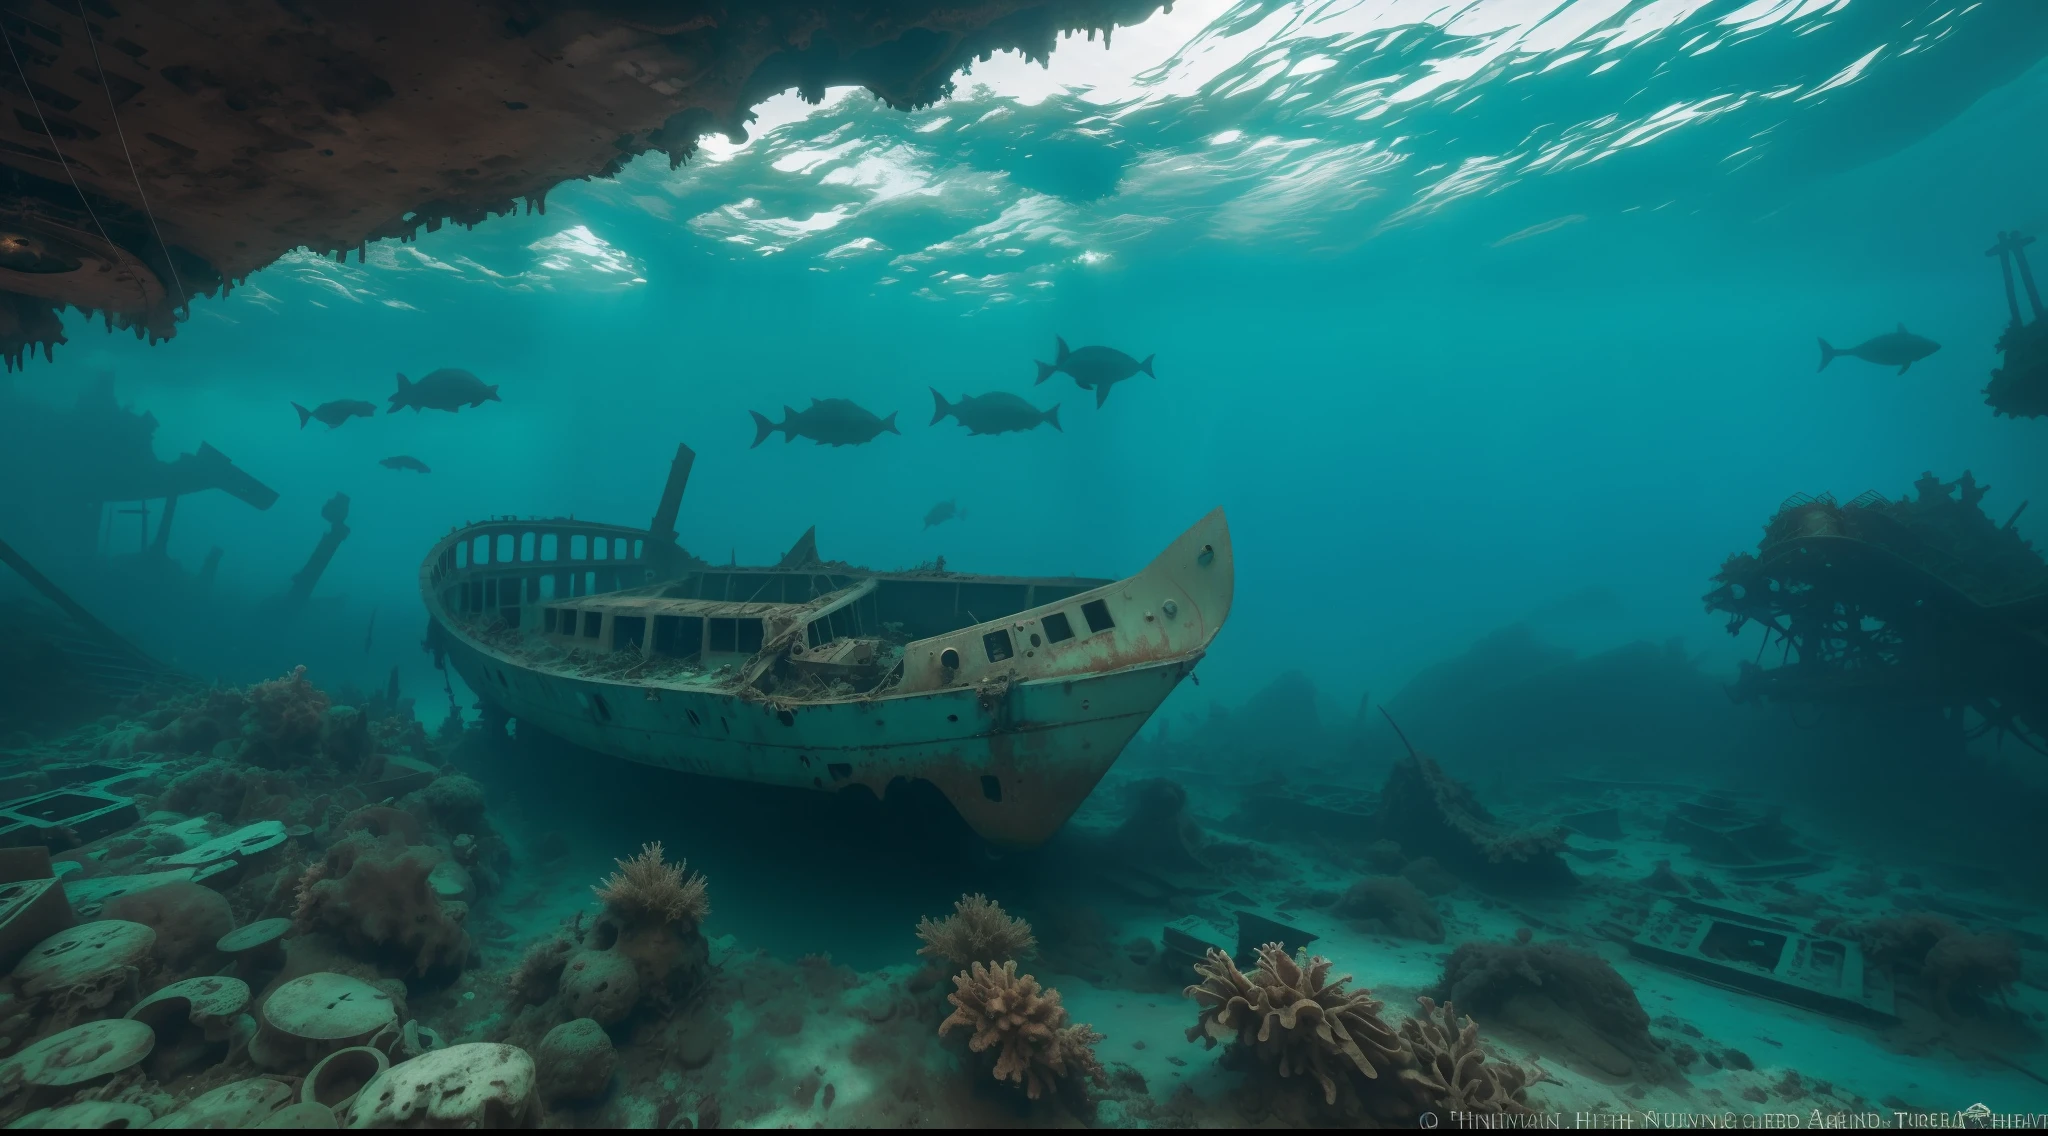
[0,0,1169,367]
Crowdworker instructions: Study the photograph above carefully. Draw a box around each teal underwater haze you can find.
[2,0,2047,1128]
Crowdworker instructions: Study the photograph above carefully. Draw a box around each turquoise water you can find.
[4,1,2047,1125]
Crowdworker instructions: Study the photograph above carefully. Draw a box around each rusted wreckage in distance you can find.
[422,444,1233,847]
[1704,470,2048,754]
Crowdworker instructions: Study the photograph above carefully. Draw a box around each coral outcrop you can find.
[1185,943,1541,1122]
[916,893,1038,969]
[1377,755,1575,891]
[1436,941,1662,1080]
[592,841,709,927]
[291,831,470,977]
[1333,876,1444,942]
[939,960,1106,1101]
[1840,913,2022,1016]
[1185,943,1407,1107]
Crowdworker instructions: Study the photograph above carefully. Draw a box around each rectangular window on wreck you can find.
[1081,599,1115,635]
[983,628,1014,663]
[1041,611,1075,643]
[807,621,825,649]
[708,617,737,653]
[654,615,702,658]
[613,615,647,651]
[455,541,468,569]
[736,618,763,654]
[571,534,587,561]
[473,535,490,565]
[582,611,602,639]
[496,534,515,563]
[540,533,559,561]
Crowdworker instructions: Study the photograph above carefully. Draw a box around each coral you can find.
[338,805,424,846]
[292,831,470,976]
[939,960,1106,1100]
[1923,932,2021,1014]
[1437,942,1659,1077]
[411,775,487,833]
[241,667,331,769]
[162,760,250,818]
[1333,876,1444,943]
[1185,943,1407,1106]
[559,950,640,1026]
[1394,998,1537,1116]
[1846,914,2022,1016]
[916,893,1038,969]
[1378,756,1574,890]
[507,923,580,1007]
[593,842,708,927]
[103,882,234,976]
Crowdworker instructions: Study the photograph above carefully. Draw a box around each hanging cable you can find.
[73,0,186,314]
[1,23,121,257]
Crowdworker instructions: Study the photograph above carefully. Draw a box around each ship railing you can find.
[422,517,661,630]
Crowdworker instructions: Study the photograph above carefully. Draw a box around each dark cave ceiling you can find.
[0,0,1167,367]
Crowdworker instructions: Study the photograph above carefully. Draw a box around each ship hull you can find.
[446,634,1196,847]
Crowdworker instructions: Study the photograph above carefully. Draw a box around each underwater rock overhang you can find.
[0,0,1170,367]
[421,510,1233,848]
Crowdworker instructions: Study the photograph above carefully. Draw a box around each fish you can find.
[930,389,1061,435]
[924,500,965,529]
[1034,336,1154,407]
[380,456,431,473]
[292,399,376,429]
[749,399,900,448]
[388,369,500,413]
[1817,325,1941,374]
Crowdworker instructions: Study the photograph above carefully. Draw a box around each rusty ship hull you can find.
[420,446,1231,847]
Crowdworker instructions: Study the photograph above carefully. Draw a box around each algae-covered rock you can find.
[537,1018,615,1103]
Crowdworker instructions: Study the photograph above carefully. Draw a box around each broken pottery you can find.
[13,919,156,1001]
[303,1045,389,1118]
[249,972,398,1071]
[0,1017,154,1088]
[126,975,252,1079]
[5,1100,156,1128]
[146,1076,295,1128]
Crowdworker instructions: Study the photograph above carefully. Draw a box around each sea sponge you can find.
[103,882,234,975]
[162,759,250,818]
[938,960,1105,1100]
[292,831,470,976]
[916,893,1038,968]
[592,842,708,927]
[1393,997,1537,1116]
[1334,876,1444,943]
[1184,943,1407,1106]
[537,1018,615,1103]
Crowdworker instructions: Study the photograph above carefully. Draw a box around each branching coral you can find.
[592,842,708,927]
[1184,943,1407,1106]
[939,961,1106,1100]
[916,893,1038,968]
[242,666,331,769]
[1394,998,1537,1116]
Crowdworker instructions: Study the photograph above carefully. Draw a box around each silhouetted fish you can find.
[750,399,899,447]
[389,369,499,413]
[924,500,965,529]
[1818,325,1940,374]
[930,389,1061,435]
[380,455,431,473]
[293,399,375,429]
[1034,336,1154,407]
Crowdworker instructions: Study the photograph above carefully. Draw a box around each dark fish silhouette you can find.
[293,399,376,429]
[930,389,1061,435]
[924,500,965,529]
[1818,325,1941,374]
[750,399,899,447]
[380,455,431,473]
[1034,336,1154,407]
[389,369,500,413]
